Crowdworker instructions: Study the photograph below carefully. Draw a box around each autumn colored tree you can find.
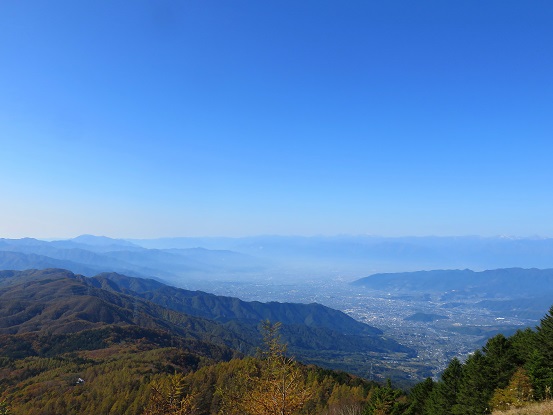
[489,367,533,411]
[219,321,313,415]
[142,374,198,415]
[0,398,10,415]
[323,383,366,415]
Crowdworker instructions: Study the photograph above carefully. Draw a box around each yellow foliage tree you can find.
[490,367,533,411]
[220,321,314,415]
[142,374,198,415]
[0,398,10,415]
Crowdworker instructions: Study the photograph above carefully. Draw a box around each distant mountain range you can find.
[352,268,553,297]
[4,234,553,282]
[0,236,268,283]
[129,235,553,274]
[0,268,413,375]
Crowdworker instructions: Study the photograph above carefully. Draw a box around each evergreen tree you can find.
[404,378,433,415]
[423,358,462,415]
[482,334,518,390]
[452,351,492,415]
[536,305,553,365]
[363,380,406,415]
[510,328,537,363]
[525,349,553,400]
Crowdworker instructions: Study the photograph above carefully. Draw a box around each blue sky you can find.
[1,1,552,238]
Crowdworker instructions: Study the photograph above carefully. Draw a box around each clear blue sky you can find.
[1,1,552,238]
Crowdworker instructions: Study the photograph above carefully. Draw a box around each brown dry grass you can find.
[492,400,553,415]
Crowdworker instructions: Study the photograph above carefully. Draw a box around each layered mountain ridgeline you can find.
[131,235,553,272]
[6,235,553,284]
[0,236,268,281]
[0,269,414,376]
[0,272,251,350]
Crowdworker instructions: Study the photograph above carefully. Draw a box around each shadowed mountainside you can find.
[90,271,381,336]
[0,269,414,375]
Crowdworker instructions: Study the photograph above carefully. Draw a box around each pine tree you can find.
[404,378,434,415]
[482,334,518,390]
[525,349,553,400]
[424,358,462,415]
[536,305,553,365]
[364,380,406,415]
[452,351,492,415]
[510,328,537,363]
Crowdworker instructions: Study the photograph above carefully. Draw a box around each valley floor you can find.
[185,277,540,380]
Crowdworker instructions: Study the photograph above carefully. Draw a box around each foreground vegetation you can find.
[395,305,553,415]
[3,268,553,414]
[138,306,553,415]
[492,400,553,415]
[0,322,380,414]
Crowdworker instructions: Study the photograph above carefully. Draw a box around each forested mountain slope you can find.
[0,269,414,374]
[0,268,408,415]
[90,271,381,335]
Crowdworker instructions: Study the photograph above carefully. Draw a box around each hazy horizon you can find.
[7,233,553,242]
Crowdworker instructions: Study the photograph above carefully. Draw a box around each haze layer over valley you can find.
[2,234,553,380]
